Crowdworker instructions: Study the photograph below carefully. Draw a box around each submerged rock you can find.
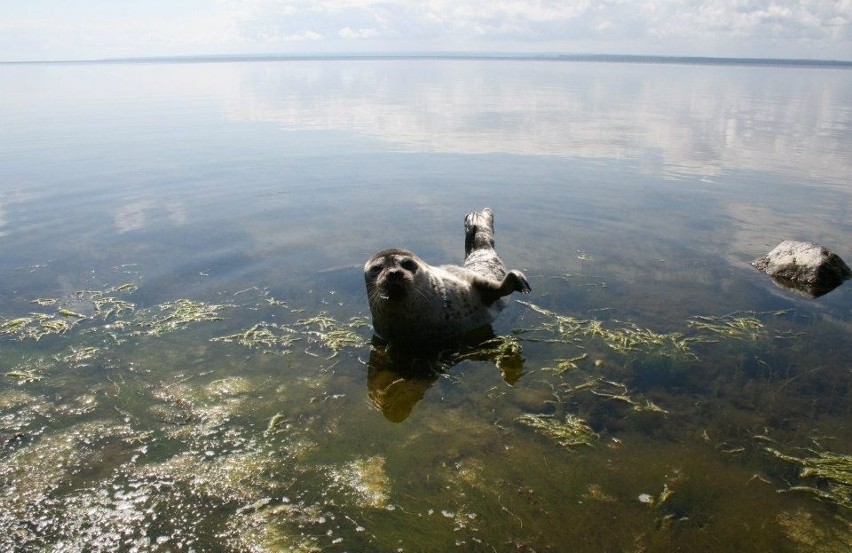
[753,241,851,298]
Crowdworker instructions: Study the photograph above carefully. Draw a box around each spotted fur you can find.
[364,208,530,349]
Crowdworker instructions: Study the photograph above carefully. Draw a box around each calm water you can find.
[1,59,851,552]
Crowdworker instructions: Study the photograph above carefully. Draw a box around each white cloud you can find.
[0,0,849,60]
[339,26,379,39]
[217,0,851,55]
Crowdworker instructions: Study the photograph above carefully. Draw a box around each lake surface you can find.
[1,58,850,552]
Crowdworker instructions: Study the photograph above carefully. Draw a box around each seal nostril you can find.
[387,270,403,282]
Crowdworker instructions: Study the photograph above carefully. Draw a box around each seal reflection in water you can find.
[364,208,531,350]
[367,334,528,422]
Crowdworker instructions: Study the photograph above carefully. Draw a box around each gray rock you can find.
[753,241,851,298]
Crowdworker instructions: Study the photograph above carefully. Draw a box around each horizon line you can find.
[2,51,851,68]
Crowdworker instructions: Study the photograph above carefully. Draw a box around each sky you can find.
[1,0,850,62]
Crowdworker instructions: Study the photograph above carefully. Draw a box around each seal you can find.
[364,208,531,349]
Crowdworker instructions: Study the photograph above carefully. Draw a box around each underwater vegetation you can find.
[517,300,789,359]
[767,447,852,510]
[1,279,850,552]
[516,412,597,448]
[210,297,370,358]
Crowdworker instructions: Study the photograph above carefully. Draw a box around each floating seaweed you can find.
[0,313,77,341]
[58,308,87,320]
[4,369,44,384]
[590,380,668,414]
[138,299,228,336]
[546,353,589,374]
[688,314,766,341]
[518,301,700,359]
[1,282,141,341]
[212,313,369,359]
[455,335,523,362]
[55,346,101,366]
[92,296,135,321]
[766,447,852,510]
[265,412,285,434]
[463,335,527,384]
[211,322,302,353]
[296,314,370,357]
[0,317,33,335]
[110,283,139,293]
[517,413,597,449]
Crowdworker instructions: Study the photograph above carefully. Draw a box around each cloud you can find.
[1,0,849,60]
[339,27,379,39]
[214,0,850,57]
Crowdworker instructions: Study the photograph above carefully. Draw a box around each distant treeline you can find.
[5,52,852,69]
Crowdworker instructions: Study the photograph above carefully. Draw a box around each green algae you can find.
[1,281,233,347]
[58,308,87,319]
[122,439,329,552]
[0,389,43,411]
[583,483,617,503]
[265,412,285,434]
[206,376,255,398]
[586,379,669,414]
[766,447,852,510]
[211,322,302,353]
[55,345,101,366]
[4,369,44,384]
[326,455,390,509]
[138,299,228,336]
[211,312,369,358]
[1,271,849,551]
[297,314,370,357]
[147,377,249,441]
[91,296,135,320]
[0,420,143,546]
[518,301,701,358]
[223,505,323,553]
[687,314,766,341]
[0,313,77,341]
[2,412,328,552]
[777,508,852,553]
[547,352,589,373]
[453,334,527,384]
[517,413,597,449]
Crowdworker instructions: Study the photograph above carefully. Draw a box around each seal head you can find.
[365,248,423,304]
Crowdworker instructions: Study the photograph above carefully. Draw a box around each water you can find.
[1,58,850,552]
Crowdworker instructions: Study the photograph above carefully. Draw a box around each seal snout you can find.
[380,270,409,301]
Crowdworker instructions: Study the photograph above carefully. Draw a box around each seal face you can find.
[364,208,530,349]
[364,249,423,304]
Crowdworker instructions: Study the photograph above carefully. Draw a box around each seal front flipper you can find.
[473,270,531,305]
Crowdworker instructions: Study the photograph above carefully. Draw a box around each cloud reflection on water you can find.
[230,60,852,187]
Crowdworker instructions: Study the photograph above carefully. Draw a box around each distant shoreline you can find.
[3,52,851,69]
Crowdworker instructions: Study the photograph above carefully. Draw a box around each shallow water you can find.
[1,58,850,552]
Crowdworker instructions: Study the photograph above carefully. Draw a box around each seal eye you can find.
[400,259,418,273]
[368,265,383,278]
